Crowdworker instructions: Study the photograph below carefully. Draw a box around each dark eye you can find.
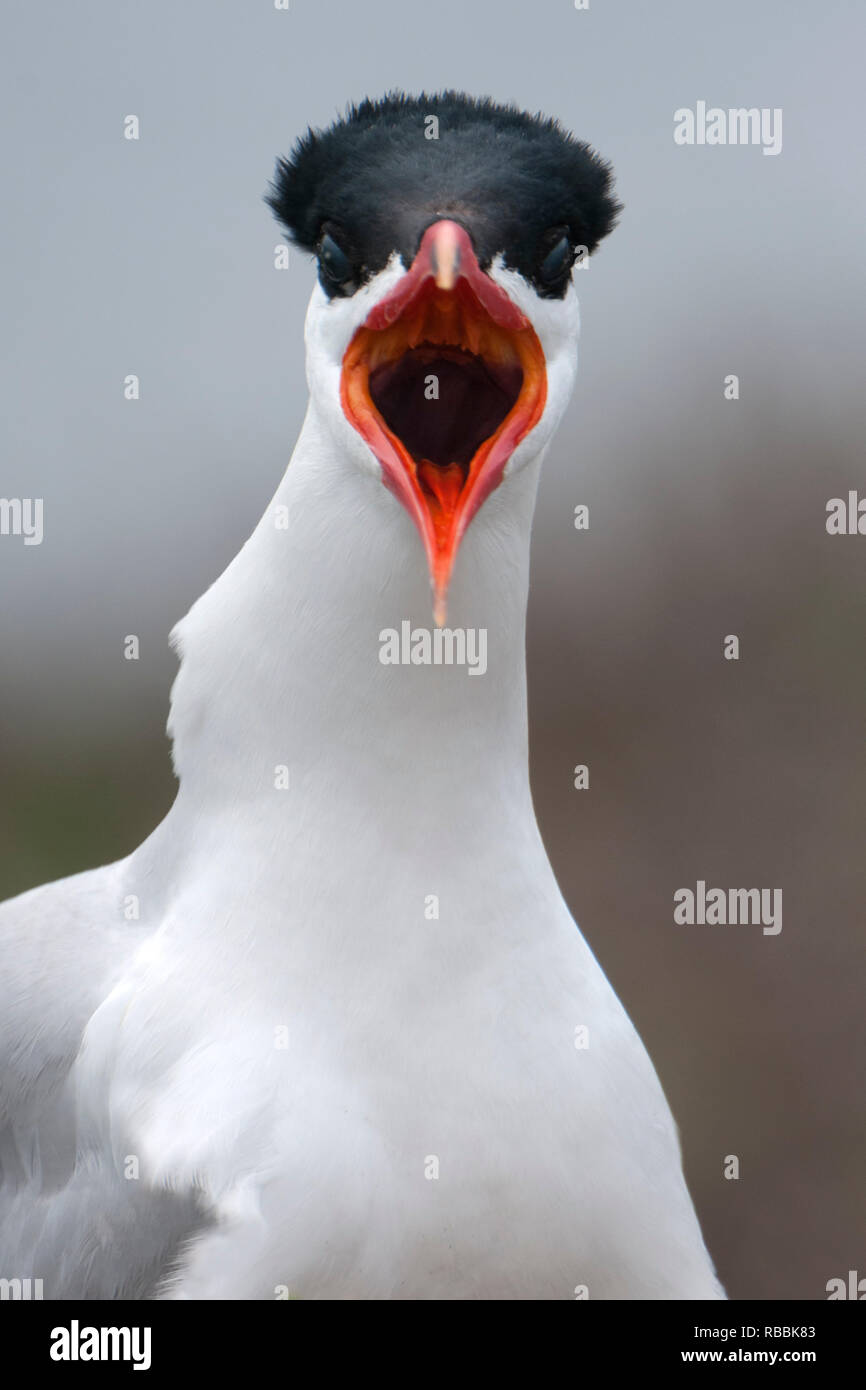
[538,233,573,285]
[318,231,355,292]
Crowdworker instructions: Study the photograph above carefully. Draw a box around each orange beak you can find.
[341,220,546,624]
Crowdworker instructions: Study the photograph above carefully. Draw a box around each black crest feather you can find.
[266,91,621,298]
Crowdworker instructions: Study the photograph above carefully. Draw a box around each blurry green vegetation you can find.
[0,738,177,903]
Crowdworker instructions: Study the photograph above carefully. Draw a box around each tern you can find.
[0,92,724,1299]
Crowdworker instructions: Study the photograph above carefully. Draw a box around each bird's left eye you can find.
[538,233,573,286]
[318,231,355,292]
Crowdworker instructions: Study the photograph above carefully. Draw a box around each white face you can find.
[302,223,582,619]
[304,253,409,482]
[484,255,581,480]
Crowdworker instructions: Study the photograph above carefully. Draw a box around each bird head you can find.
[267,92,620,624]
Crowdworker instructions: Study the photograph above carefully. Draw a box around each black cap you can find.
[266,91,621,300]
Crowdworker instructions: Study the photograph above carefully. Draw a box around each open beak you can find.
[341,220,547,624]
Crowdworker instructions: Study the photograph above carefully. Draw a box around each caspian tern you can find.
[0,92,724,1300]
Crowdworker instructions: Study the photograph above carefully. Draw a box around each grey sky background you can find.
[2,0,863,728]
[2,0,865,1299]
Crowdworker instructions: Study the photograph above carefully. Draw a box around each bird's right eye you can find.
[317,231,356,293]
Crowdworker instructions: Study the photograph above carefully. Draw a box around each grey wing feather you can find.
[0,863,208,1297]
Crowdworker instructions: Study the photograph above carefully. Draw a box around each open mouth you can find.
[341,221,547,622]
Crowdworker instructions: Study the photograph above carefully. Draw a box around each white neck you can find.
[162,399,546,856]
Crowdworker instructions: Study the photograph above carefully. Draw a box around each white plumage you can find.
[0,115,725,1298]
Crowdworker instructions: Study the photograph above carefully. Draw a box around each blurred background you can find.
[1,0,863,1298]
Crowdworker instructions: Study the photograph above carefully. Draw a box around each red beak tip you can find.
[432,591,448,628]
